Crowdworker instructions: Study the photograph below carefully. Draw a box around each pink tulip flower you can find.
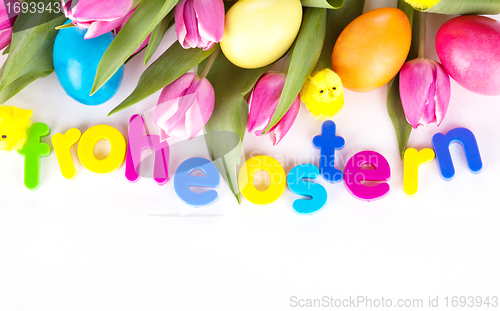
[153,73,215,141]
[247,73,300,145]
[62,0,133,39]
[0,0,20,50]
[175,0,224,50]
[116,7,150,55]
[399,58,451,129]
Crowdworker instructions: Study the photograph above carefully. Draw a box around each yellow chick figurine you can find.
[0,106,33,151]
[301,68,344,119]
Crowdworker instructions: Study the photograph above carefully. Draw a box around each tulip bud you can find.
[247,73,300,145]
[153,73,215,141]
[62,0,133,39]
[175,0,224,51]
[0,0,20,50]
[399,58,451,129]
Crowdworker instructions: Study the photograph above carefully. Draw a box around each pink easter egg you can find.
[436,15,500,96]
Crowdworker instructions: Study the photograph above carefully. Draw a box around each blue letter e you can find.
[174,157,220,206]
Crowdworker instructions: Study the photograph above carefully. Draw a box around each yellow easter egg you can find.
[221,0,302,69]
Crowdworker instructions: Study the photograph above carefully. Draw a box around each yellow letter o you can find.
[238,155,286,205]
[78,125,126,174]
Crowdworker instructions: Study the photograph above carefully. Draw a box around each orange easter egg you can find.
[332,7,412,92]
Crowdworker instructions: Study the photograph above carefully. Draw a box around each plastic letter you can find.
[52,128,82,180]
[77,125,126,174]
[125,115,169,185]
[432,127,482,180]
[403,148,435,197]
[238,155,286,205]
[174,157,220,206]
[18,123,51,190]
[312,120,345,183]
[287,164,327,215]
[344,151,391,201]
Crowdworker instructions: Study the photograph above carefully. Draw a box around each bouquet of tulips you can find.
[1,0,499,202]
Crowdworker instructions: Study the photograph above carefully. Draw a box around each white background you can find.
[1,0,500,310]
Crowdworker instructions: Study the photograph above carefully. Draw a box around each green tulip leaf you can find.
[0,67,54,104]
[386,1,420,159]
[54,22,75,30]
[263,8,326,133]
[133,0,144,8]
[387,74,412,160]
[301,0,344,9]
[109,42,217,116]
[144,12,175,65]
[0,0,64,104]
[315,0,365,71]
[92,0,180,95]
[201,53,271,204]
[406,0,500,14]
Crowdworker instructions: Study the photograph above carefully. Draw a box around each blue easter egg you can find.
[53,21,124,106]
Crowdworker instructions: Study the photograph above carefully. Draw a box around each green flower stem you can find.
[418,12,427,59]
[199,47,220,79]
